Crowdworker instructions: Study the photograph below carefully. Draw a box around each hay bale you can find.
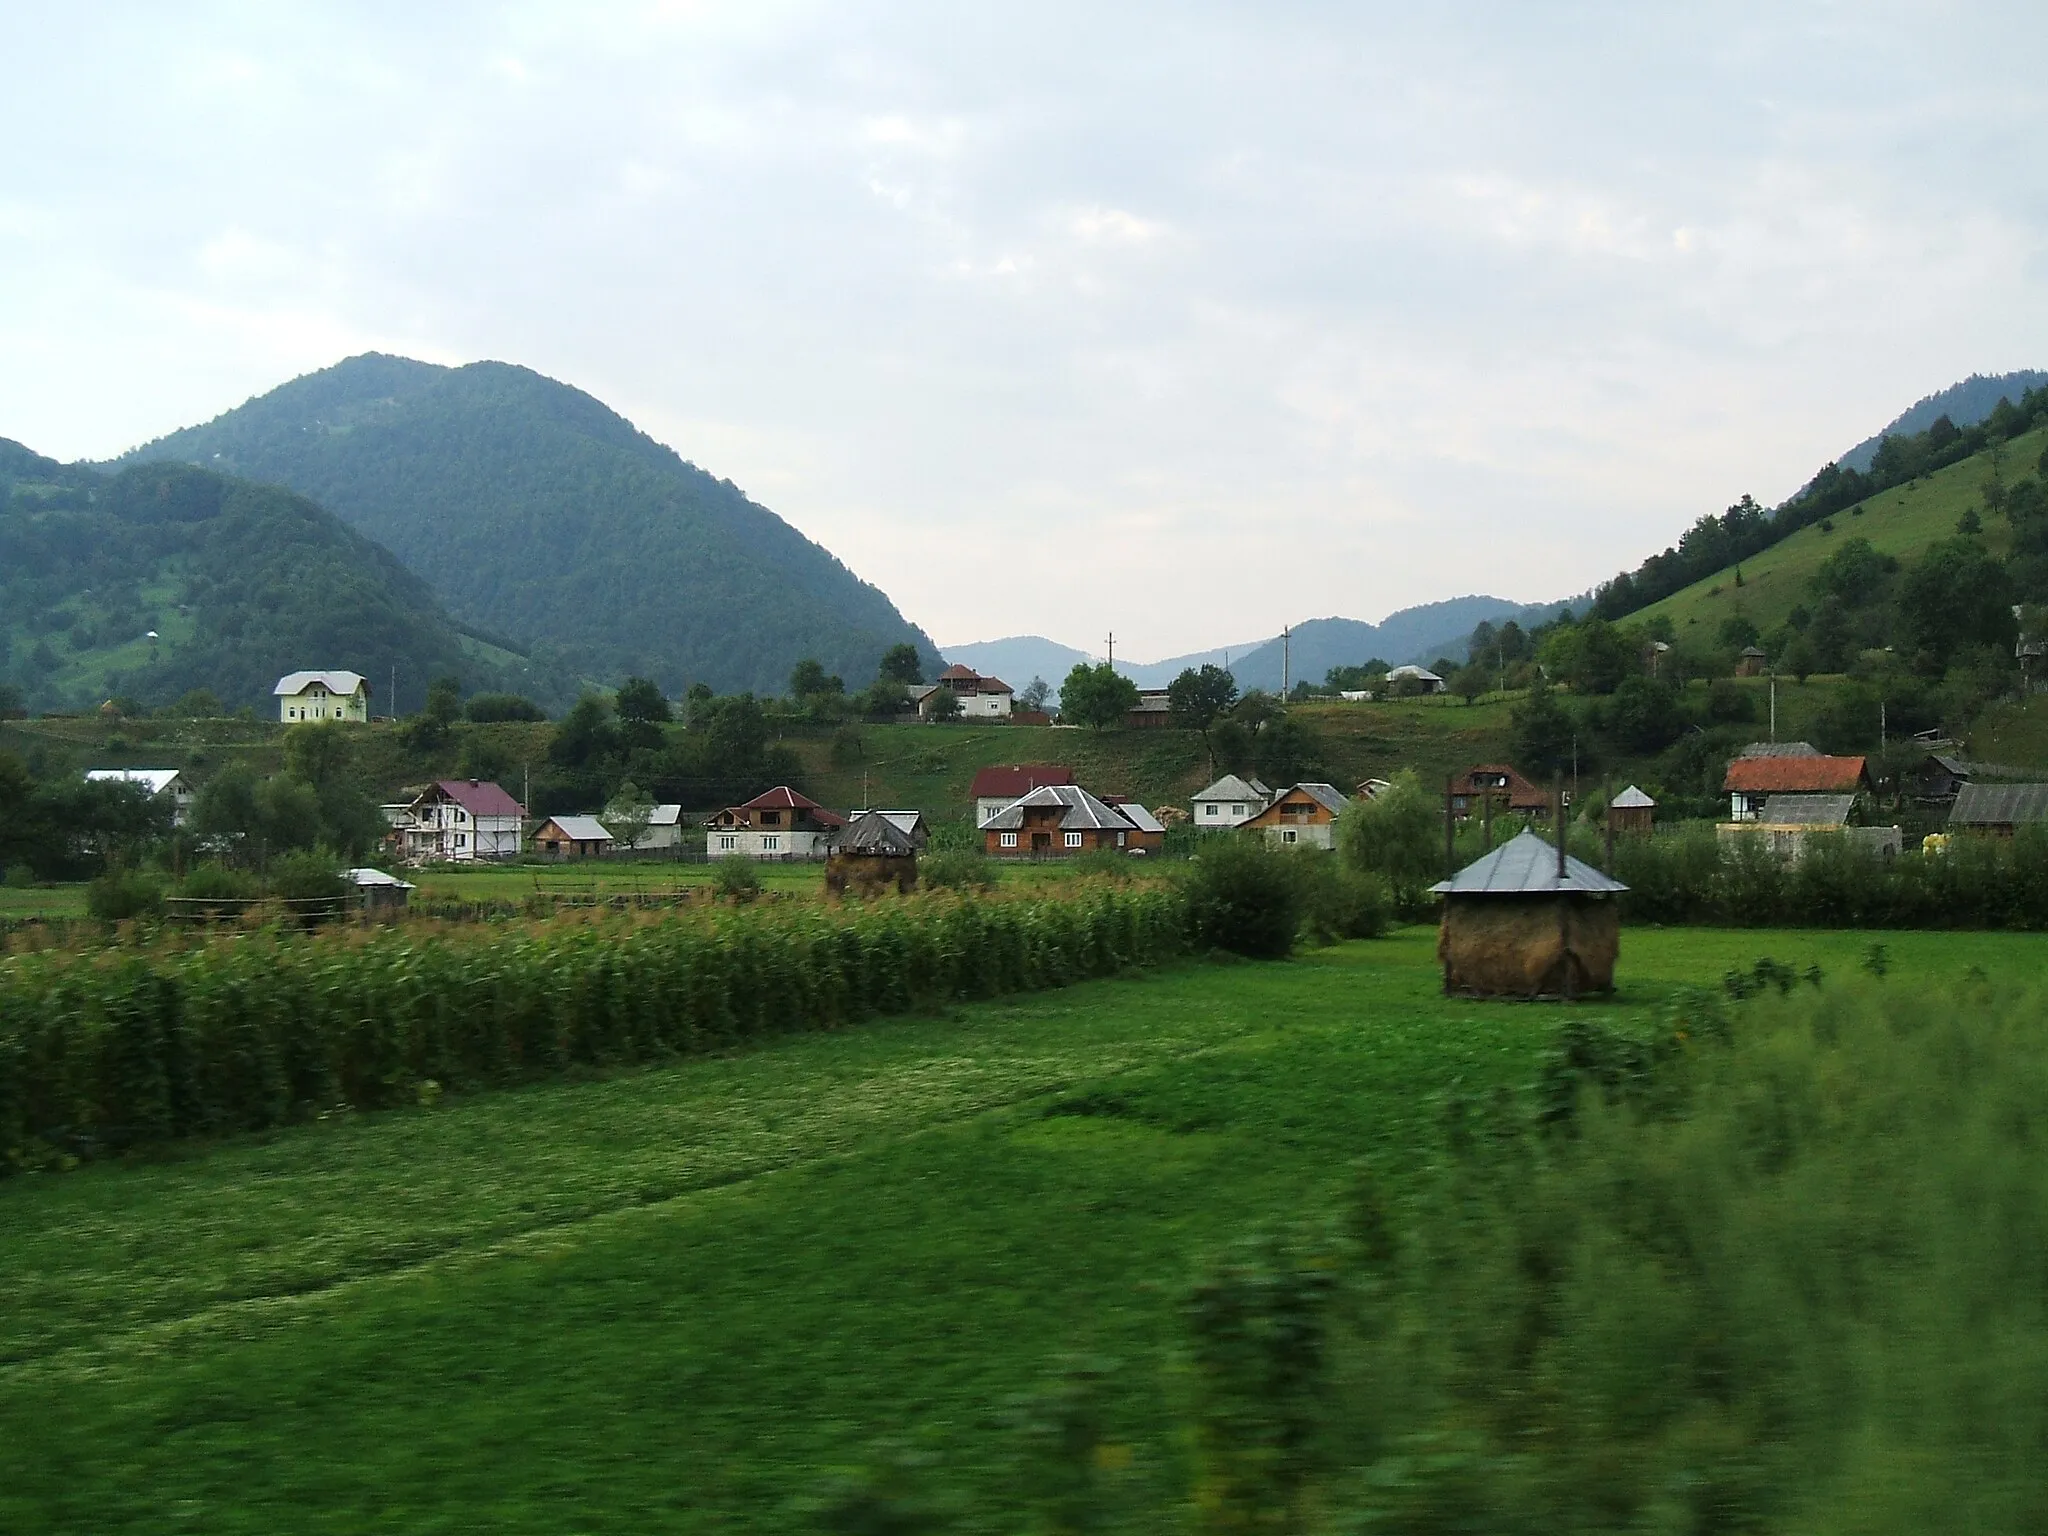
[1438,893,1619,999]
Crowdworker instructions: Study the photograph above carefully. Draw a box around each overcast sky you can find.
[5,3,2047,658]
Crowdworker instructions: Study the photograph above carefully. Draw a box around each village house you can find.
[530,815,614,861]
[608,804,685,852]
[399,779,525,862]
[1123,689,1175,728]
[705,786,845,860]
[971,764,1075,828]
[1914,753,1972,805]
[84,768,195,827]
[982,784,1144,856]
[1384,664,1447,695]
[1947,783,2048,837]
[1241,782,1350,849]
[930,664,1015,719]
[1191,774,1273,828]
[274,670,371,723]
[1449,764,1551,820]
[1723,749,1871,822]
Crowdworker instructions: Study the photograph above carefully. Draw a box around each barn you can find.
[1430,830,1628,1000]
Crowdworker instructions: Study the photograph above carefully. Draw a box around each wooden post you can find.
[1603,776,1615,872]
[1553,773,1566,884]
[1443,774,1456,879]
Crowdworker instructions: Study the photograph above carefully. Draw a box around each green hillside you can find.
[120,354,943,696]
[1634,423,2044,643]
[0,440,556,715]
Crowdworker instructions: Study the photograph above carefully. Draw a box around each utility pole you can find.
[390,663,397,721]
[1106,632,1114,670]
[1770,668,1778,742]
[1282,626,1292,697]
[1443,774,1455,879]
[1880,699,1887,751]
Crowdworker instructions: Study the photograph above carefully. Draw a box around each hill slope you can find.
[120,355,942,695]
[1,440,542,714]
[1633,423,2045,641]
[1836,371,2048,473]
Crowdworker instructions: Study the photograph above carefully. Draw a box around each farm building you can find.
[611,804,686,852]
[1607,785,1655,835]
[1384,664,1447,695]
[971,764,1074,827]
[84,767,195,827]
[343,867,415,913]
[1716,793,1902,863]
[1915,754,1972,805]
[531,815,613,861]
[983,784,1144,856]
[1240,783,1349,849]
[1449,764,1551,820]
[824,811,921,896]
[1724,750,1869,822]
[706,786,846,860]
[1948,782,2048,837]
[1735,646,1770,678]
[1123,689,1175,728]
[1191,774,1272,828]
[1430,829,1628,1000]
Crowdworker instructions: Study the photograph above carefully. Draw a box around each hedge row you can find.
[1610,823,2048,929]
[0,887,1189,1172]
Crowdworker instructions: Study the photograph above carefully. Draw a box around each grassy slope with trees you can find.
[118,353,943,696]
[0,440,547,716]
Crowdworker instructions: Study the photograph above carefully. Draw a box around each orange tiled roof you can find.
[1723,755,1867,793]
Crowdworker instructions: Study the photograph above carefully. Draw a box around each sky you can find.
[5,2,2048,659]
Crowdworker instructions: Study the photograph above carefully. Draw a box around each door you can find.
[1031,832,1052,854]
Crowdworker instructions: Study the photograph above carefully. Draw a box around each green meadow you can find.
[1,924,2037,1532]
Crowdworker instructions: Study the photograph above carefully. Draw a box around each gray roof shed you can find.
[1759,793,1854,826]
[1950,782,2048,827]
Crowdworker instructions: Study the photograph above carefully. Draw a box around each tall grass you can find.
[0,885,1188,1172]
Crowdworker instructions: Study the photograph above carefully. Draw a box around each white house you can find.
[399,779,525,862]
[275,670,371,723]
[613,804,686,852]
[924,664,1015,718]
[1191,774,1272,828]
[84,768,196,827]
[705,786,845,860]
[1383,665,1446,695]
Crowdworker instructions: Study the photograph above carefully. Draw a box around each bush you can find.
[1336,772,1442,917]
[86,870,164,924]
[920,849,998,891]
[1182,836,1302,959]
[3,866,34,891]
[0,885,1189,1169]
[1289,852,1390,944]
[463,692,546,723]
[268,851,347,923]
[711,857,762,902]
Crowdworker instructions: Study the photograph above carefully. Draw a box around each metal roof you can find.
[1758,793,1853,826]
[1429,830,1629,896]
[970,764,1074,800]
[1950,782,2048,826]
[647,804,684,826]
[1107,799,1166,833]
[1293,782,1350,815]
[422,778,524,818]
[1386,664,1444,682]
[85,768,183,795]
[980,783,1136,832]
[273,670,368,697]
[1610,784,1656,809]
[832,810,921,856]
[1738,741,1820,758]
[1193,774,1270,804]
[543,815,613,842]
[344,867,416,889]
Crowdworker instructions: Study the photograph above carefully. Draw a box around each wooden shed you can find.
[825,811,920,896]
[1430,830,1628,1000]
[1607,784,1656,836]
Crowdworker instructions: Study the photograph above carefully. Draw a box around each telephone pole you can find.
[1106,632,1114,669]
[1282,626,1291,696]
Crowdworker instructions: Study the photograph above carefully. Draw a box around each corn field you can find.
[0,886,1189,1172]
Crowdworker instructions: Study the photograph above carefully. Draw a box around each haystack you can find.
[824,811,920,897]
[1430,830,1627,999]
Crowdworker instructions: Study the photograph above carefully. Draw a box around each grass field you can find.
[1634,425,2044,641]
[2,923,2036,1532]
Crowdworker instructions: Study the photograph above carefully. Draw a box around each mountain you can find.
[1,441,543,714]
[120,354,942,696]
[1836,371,2048,473]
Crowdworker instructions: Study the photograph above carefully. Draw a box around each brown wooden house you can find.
[1240,783,1350,849]
[1449,765,1551,820]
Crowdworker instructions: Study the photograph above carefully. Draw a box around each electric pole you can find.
[1282,625,1291,696]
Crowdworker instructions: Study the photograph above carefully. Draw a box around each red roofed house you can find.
[1724,753,1871,822]
[971,763,1075,828]
[930,664,1015,719]
[400,778,526,862]
[706,786,846,860]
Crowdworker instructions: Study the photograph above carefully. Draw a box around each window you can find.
[456,834,467,848]
[1205,804,1218,817]
[1231,804,1243,816]
[1000,832,1017,848]
[1064,831,1083,848]
[1116,831,1126,847]
[762,835,779,851]
[718,835,736,850]
[1283,829,1298,844]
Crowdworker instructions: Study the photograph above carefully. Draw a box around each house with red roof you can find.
[705,785,846,860]
[970,763,1075,827]
[1723,752,1871,822]
[400,778,525,862]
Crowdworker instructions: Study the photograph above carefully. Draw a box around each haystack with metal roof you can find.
[1428,830,1628,999]
[825,810,922,896]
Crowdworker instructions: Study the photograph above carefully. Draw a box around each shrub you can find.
[86,870,164,924]
[1182,836,1301,959]
[179,863,259,902]
[1290,853,1390,944]
[268,851,347,923]
[1336,772,1442,917]
[920,849,998,891]
[3,866,34,891]
[711,857,762,902]
[463,692,546,723]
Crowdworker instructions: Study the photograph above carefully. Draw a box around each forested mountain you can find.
[120,355,943,695]
[1835,371,2048,473]
[0,441,545,714]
